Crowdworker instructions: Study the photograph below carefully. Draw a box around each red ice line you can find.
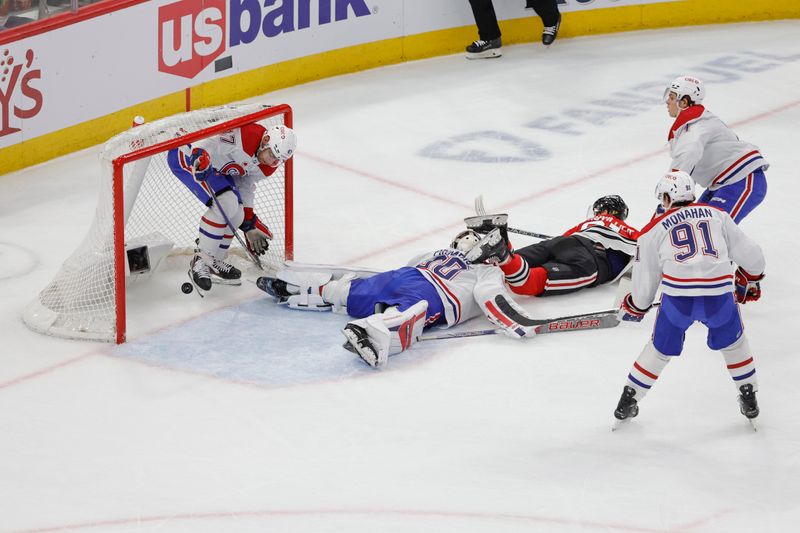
[13,506,730,533]
[1,100,798,393]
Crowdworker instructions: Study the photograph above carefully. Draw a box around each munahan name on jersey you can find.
[660,206,716,230]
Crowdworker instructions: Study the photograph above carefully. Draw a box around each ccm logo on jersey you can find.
[545,318,601,331]
[158,0,372,79]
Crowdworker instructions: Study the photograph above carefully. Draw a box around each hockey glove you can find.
[240,207,273,256]
[735,267,764,304]
[618,293,650,322]
[188,148,212,181]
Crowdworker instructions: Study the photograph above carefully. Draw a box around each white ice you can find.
[2,21,800,532]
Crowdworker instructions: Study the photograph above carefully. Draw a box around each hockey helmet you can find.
[261,125,297,163]
[592,195,629,220]
[663,75,705,105]
[451,229,481,253]
[655,171,696,207]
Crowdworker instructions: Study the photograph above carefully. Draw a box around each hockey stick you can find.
[421,306,620,341]
[192,165,264,271]
[474,195,552,240]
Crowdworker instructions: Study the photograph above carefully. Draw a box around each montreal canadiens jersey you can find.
[177,123,277,207]
[407,249,514,328]
[668,106,768,190]
[630,203,765,308]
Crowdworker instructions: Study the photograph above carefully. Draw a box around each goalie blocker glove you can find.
[735,267,764,304]
[240,207,273,255]
[618,293,650,322]
[188,147,212,181]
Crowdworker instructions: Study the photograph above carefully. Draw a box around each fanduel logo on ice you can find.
[158,0,372,79]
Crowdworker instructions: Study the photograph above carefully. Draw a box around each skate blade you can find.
[211,276,242,286]
[186,270,206,298]
[341,331,379,368]
[611,418,630,432]
[747,417,759,432]
[466,50,502,60]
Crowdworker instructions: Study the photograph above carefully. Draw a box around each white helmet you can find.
[451,230,481,253]
[655,171,696,207]
[663,75,705,105]
[261,125,297,162]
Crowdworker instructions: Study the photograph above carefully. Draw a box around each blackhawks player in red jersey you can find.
[465,195,639,297]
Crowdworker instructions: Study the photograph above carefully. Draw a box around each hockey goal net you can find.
[23,103,293,343]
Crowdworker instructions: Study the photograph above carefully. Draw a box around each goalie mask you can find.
[451,229,481,253]
[261,125,297,163]
[655,171,696,207]
[592,195,629,221]
[663,75,705,105]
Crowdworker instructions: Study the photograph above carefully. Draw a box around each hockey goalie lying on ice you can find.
[255,231,545,368]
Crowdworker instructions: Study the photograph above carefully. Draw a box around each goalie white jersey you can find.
[409,249,519,328]
[631,203,765,309]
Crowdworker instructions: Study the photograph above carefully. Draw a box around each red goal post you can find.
[23,103,294,344]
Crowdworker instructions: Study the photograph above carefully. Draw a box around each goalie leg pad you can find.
[321,273,357,314]
[342,301,428,367]
[272,269,334,311]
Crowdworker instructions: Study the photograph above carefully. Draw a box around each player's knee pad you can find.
[275,269,333,311]
[321,273,356,314]
[215,191,244,228]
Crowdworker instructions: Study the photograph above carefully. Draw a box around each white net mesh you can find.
[23,103,291,342]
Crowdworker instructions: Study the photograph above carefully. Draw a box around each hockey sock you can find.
[625,341,672,400]
[197,213,231,260]
[721,336,757,391]
[501,254,546,296]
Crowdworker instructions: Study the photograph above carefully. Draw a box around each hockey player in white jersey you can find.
[255,231,542,368]
[663,75,768,223]
[167,123,297,291]
[465,195,638,296]
[614,171,766,429]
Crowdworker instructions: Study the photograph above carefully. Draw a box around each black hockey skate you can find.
[542,13,561,46]
[465,38,502,59]
[465,228,510,265]
[738,384,759,419]
[189,254,212,292]
[208,257,242,286]
[464,213,509,241]
[256,276,293,302]
[342,324,383,368]
[613,386,639,421]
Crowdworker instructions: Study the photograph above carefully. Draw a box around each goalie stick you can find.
[474,195,552,240]
[421,303,620,341]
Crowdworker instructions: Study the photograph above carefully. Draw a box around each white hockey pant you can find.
[198,190,244,261]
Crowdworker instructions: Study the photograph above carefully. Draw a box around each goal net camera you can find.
[23,103,293,343]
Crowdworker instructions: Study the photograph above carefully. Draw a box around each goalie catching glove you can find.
[735,267,764,304]
[187,147,212,181]
[618,293,651,322]
[240,207,273,255]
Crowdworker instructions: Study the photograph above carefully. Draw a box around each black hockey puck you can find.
[181,282,194,294]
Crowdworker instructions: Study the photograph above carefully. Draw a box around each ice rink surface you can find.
[2,20,800,533]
